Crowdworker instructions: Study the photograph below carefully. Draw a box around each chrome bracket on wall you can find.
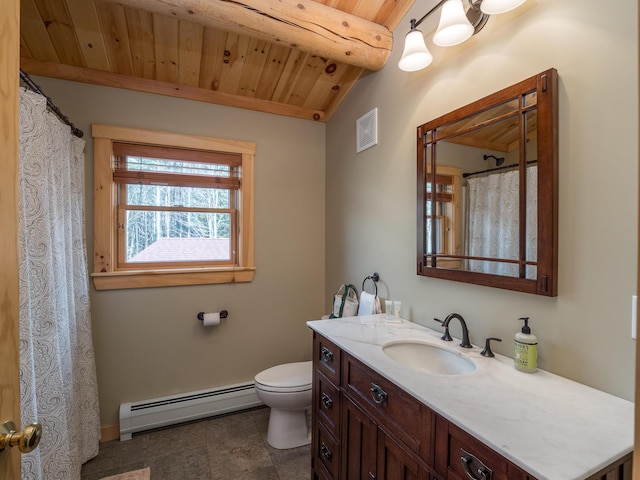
[466,0,491,34]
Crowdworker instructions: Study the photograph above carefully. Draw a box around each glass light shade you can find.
[480,0,527,14]
[398,29,433,72]
[433,0,474,47]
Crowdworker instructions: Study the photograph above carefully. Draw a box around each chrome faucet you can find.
[433,313,472,348]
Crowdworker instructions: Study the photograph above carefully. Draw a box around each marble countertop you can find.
[307,315,634,480]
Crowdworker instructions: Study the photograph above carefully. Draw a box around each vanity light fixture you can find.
[432,0,474,47]
[479,0,527,14]
[398,0,527,72]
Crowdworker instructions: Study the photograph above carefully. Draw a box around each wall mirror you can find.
[416,69,558,296]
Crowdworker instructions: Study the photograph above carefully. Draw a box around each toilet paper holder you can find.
[197,310,228,321]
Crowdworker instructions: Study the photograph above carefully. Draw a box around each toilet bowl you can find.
[254,361,312,449]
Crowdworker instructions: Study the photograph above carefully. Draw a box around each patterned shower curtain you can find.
[18,88,100,479]
[465,166,538,278]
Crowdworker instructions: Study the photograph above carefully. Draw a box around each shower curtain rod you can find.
[19,70,84,138]
[463,160,537,179]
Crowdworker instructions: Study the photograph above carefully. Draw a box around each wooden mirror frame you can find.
[416,69,558,296]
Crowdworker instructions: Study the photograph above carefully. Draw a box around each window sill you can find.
[92,267,255,291]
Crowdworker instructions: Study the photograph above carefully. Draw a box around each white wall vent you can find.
[356,107,378,153]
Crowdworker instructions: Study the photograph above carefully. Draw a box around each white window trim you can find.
[92,124,255,290]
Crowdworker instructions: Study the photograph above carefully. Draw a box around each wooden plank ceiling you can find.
[19,0,416,121]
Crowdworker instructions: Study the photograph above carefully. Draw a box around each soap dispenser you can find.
[514,317,537,373]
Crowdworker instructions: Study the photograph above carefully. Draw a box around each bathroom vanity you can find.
[308,315,633,480]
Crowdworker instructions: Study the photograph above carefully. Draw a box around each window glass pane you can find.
[425,130,433,143]
[425,217,442,254]
[436,98,519,142]
[123,156,231,177]
[438,114,520,155]
[125,210,231,262]
[125,184,230,208]
[524,91,537,108]
[426,175,451,256]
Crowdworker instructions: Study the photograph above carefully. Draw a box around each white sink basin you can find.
[382,341,476,376]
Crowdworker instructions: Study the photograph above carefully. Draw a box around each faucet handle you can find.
[433,318,453,341]
[480,337,502,357]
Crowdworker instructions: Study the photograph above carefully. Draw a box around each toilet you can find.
[254,361,312,449]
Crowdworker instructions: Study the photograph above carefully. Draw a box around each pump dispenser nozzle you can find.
[518,317,531,334]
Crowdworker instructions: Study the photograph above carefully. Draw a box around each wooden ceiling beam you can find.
[98,0,393,71]
[20,58,327,121]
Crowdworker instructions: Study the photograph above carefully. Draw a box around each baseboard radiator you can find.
[119,382,263,441]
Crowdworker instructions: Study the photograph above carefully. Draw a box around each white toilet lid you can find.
[255,361,312,392]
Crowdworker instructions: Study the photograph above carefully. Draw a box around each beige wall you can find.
[31,0,637,427]
[326,0,638,401]
[33,78,326,426]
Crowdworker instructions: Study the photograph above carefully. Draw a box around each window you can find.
[113,143,239,268]
[424,165,461,269]
[92,125,255,290]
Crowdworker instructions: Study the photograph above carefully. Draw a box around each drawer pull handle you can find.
[320,442,332,461]
[477,468,491,480]
[461,450,492,480]
[321,347,334,363]
[321,392,333,409]
[370,383,388,405]
[368,473,376,479]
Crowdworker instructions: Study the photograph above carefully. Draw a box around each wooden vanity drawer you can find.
[342,353,433,462]
[313,463,332,480]
[314,421,340,479]
[313,333,341,386]
[435,415,531,480]
[314,370,341,437]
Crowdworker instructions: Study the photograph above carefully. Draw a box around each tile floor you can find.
[81,407,311,480]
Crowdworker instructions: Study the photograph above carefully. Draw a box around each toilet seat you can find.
[255,361,312,393]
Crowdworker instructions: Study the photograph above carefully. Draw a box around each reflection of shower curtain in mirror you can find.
[465,167,537,278]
